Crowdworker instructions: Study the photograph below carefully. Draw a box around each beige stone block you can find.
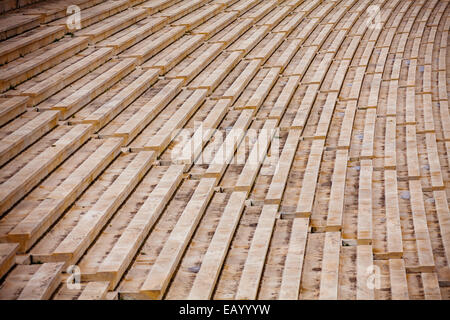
[319,232,341,300]
[0,25,65,65]
[326,149,348,230]
[140,178,216,299]
[22,47,114,107]
[83,68,159,131]
[389,259,409,300]
[384,170,403,258]
[144,89,208,153]
[222,59,260,102]
[337,100,357,149]
[78,281,109,300]
[0,243,18,279]
[0,96,28,127]
[422,273,442,300]
[245,67,280,109]
[268,76,299,120]
[96,165,184,290]
[356,245,374,300]
[52,58,136,120]
[291,84,319,129]
[0,37,89,93]
[17,262,64,300]
[113,78,184,145]
[357,160,372,243]
[188,191,247,299]
[51,151,155,267]
[278,218,309,300]
[235,204,278,300]
[295,139,325,216]
[0,124,93,216]
[7,138,123,253]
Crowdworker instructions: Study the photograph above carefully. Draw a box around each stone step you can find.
[389,259,409,300]
[143,89,208,153]
[82,68,159,131]
[113,78,184,145]
[384,170,403,258]
[0,110,60,167]
[139,177,216,299]
[0,96,29,127]
[78,8,148,44]
[175,99,231,168]
[204,109,254,178]
[95,165,184,290]
[291,84,319,129]
[0,123,92,216]
[142,34,206,74]
[138,0,181,14]
[319,232,341,300]
[52,58,136,119]
[268,76,299,119]
[0,13,41,41]
[50,151,155,267]
[265,129,301,204]
[192,11,238,38]
[6,138,123,253]
[0,25,66,65]
[235,204,278,300]
[172,4,222,30]
[222,59,261,102]
[19,47,114,107]
[408,179,435,272]
[159,0,209,23]
[244,67,280,109]
[0,262,65,300]
[187,191,247,299]
[99,16,167,54]
[0,37,89,93]
[78,281,109,300]
[121,26,186,64]
[14,0,105,24]
[356,245,374,300]
[295,139,325,217]
[235,119,277,192]
[326,149,348,231]
[357,160,373,245]
[189,51,243,93]
[278,217,309,299]
[169,43,224,82]
[0,243,18,279]
[50,0,131,31]
[17,262,64,300]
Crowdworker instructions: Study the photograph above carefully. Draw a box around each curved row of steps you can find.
[0,0,449,300]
